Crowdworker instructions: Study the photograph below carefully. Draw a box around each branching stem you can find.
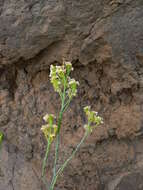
[49,132,88,190]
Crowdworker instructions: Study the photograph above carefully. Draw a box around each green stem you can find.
[42,138,51,177]
[50,132,88,190]
[42,176,49,189]
[53,95,65,176]
[51,75,67,186]
[57,75,67,134]
[63,97,72,112]
[53,133,60,177]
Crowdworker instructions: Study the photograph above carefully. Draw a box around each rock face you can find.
[0,0,143,189]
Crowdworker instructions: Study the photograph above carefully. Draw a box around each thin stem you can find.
[63,97,72,112]
[53,133,60,177]
[50,132,88,190]
[52,110,63,187]
[57,75,67,134]
[51,75,67,186]
[59,91,63,102]
[42,138,51,177]
[42,176,49,189]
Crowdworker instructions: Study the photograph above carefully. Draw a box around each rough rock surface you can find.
[0,0,143,189]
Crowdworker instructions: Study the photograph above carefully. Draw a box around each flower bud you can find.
[41,123,58,142]
[43,114,55,125]
[50,65,56,77]
[65,62,73,74]
[83,106,103,133]
[41,124,50,140]
[67,78,79,97]
[41,114,58,142]
[84,106,90,112]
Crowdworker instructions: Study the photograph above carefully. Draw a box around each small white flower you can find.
[43,114,49,122]
[43,114,55,122]
[41,124,49,131]
[65,61,72,65]
[101,119,104,124]
[69,79,76,85]
[93,111,98,116]
[49,65,55,77]
[65,61,74,71]
[76,81,79,85]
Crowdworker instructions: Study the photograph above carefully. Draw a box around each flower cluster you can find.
[67,78,79,98]
[84,106,103,133]
[50,61,79,98]
[41,114,58,142]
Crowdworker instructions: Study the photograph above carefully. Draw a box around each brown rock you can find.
[0,0,143,190]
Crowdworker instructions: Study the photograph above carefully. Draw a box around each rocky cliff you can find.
[0,0,143,190]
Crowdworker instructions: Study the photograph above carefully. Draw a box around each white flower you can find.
[43,114,55,122]
[65,61,74,71]
[43,114,50,122]
[41,124,49,131]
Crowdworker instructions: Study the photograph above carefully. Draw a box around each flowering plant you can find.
[41,61,103,190]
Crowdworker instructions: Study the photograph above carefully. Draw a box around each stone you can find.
[106,171,143,190]
[0,0,143,190]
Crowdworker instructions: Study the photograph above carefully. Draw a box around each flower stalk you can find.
[49,131,88,190]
